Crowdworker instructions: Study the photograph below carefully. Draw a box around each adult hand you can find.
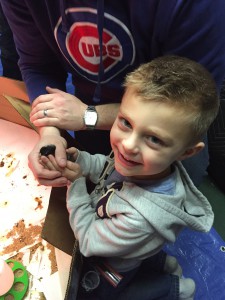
[28,127,69,187]
[30,86,87,131]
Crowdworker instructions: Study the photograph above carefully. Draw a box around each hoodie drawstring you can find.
[60,0,69,33]
[59,0,105,103]
[93,0,105,103]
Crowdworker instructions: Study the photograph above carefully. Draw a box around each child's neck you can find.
[131,166,172,181]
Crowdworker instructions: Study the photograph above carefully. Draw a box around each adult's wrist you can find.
[38,126,61,137]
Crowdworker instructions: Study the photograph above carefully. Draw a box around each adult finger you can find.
[37,176,68,187]
[54,140,68,168]
[46,86,66,95]
[31,93,53,110]
[29,161,62,180]
[40,155,59,171]
[31,115,60,128]
[30,107,54,122]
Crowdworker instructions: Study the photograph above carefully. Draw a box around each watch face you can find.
[85,111,98,126]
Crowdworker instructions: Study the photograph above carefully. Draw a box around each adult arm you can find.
[1,0,74,185]
[1,0,119,131]
[1,0,68,101]
[30,87,119,131]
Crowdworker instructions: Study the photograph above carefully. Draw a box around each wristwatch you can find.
[83,105,98,130]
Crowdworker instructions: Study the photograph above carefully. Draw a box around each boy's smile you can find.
[110,87,201,180]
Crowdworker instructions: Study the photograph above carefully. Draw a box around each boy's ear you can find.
[178,142,205,161]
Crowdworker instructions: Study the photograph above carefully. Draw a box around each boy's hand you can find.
[65,147,79,162]
[40,147,82,182]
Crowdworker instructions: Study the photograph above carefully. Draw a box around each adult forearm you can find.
[38,125,61,138]
[95,103,120,130]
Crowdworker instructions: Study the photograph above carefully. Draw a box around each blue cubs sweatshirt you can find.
[2,0,225,105]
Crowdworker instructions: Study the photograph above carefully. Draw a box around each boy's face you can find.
[110,88,203,180]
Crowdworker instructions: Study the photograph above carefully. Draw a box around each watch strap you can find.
[87,105,96,112]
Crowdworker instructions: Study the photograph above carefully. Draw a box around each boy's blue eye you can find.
[147,136,162,145]
[151,136,160,143]
[121,118,131,128]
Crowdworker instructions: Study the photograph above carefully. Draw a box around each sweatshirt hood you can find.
[121,162,214,242]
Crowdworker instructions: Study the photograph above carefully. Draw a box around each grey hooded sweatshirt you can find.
[67,151,214,272]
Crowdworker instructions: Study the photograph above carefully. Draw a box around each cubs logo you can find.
[55,8,135,83]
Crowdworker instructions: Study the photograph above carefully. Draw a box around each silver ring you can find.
[43,109,48,117]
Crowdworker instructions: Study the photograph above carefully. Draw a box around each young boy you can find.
[41,55,218,299]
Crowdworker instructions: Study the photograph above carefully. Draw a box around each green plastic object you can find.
[0,259,29,300]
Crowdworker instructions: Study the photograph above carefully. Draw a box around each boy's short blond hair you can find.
[124,55,219,143]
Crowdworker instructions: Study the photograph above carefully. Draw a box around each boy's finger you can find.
[66,147,78,162]
[66,147,77,153]
[66,161,80,171]
[48,154,64,171]
[40,155,56,171]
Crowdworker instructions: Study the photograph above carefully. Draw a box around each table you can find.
[0,119,70,299]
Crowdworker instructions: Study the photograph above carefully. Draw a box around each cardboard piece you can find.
[0,77,29,102]
[41,187,75,256]
[0,77,35,130]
